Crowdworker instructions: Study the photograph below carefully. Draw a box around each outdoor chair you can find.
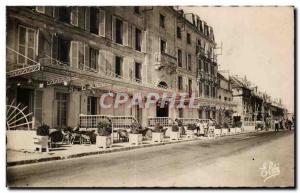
[117,129,128,142]
[80,134,91,144]
[61,130,71,144]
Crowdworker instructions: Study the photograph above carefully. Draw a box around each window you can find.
[58,7,71,23]
[90,7,99,34]
[198,83,202,97]
[188,79,192,96]
[135,28,142,51]
[18,26,35,65]
[212,111,216,119]
[57,36,70,64]
[178,108,183,118]
[87,96,97,115]
[212,87,216,98]
[159,14,165,28]
[198,59,202,71]
[210,65,214,75]
[224,97,227,101]
[178,76,183,91]
[134,6,141,15]
[198,109,203,119]
[187,54,192,71]
[219,96,221,100]
[89,47,98,70]
[116,18,123,44]
[177,26,181,39]
[204,62,209,73]
[135,62,142,82]
[187,33,191,44]
[56,92,68,127]
[160,39,166,53]
[177,49,182,67]
[115,56,123,78]
[205,84,209,97]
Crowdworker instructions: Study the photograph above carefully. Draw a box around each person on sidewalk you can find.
[274,119,279,132]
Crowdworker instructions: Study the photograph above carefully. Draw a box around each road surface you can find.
[7,131,294,187]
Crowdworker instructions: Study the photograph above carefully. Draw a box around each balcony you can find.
[154,52,177,74]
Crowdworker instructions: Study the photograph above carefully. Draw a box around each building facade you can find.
[230,75,286,129]
[6,6,236,130]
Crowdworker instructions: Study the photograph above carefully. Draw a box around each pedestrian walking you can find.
[274,119,279,132]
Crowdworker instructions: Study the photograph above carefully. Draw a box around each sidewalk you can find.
[6,130,269,167]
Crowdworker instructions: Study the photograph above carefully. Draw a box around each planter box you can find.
[186,130,195,138]
[152,132,164,143]
[33,135,49,152]
[221,128,229,135]
[129,134,143,145]
[214,129,221,137]
[96,136,112,149]
[230,128,236,135]
[170,131,180,140]
[235,127,242,133]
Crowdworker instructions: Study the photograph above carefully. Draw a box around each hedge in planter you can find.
[34,124,50,152]
[96,121,112,149]
[129,123,143,145]
[152,124,166,142]
[186,124,197,138]
[170,125,180,140]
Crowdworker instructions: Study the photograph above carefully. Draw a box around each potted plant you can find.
[34,124,50,152]
[129,123,143,146]
[96,121,112,149]
[186,123,197,138]
[152,123,165,142]
[170,125,180,140]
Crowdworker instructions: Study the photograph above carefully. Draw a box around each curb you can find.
[7,138,199,167]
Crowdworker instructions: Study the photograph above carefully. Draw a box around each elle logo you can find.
[259,161,280,182]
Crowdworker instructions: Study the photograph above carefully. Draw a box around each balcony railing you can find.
[155,52,177,66]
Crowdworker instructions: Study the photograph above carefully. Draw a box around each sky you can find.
[182,6,294,113]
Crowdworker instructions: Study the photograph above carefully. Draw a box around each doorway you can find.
[156,102,169,117]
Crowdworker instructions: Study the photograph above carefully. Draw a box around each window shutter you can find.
[128,24,132,48]
[98,50,106,73]
[85,7,90,32]
[36,6,45,14]
[105,52,115,74]
[77,7,85,29]
[123,21,128,46]
[71,7,78,26]
[53,7,60,19]
[141,30,147,53]
[78,42,84,69]
[51,34,58,59]
[70,41,78,67]
[99,9,106,37]
[132,26,136,50]
[84,44,90,69]
[45,7,53,17]
[129,59,133,81]
[112,16,116,42]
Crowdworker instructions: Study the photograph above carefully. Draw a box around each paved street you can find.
[7,131,294,187]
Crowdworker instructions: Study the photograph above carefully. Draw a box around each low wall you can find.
[7,130,36,151]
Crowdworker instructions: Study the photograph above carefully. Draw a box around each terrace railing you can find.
[147,117,176,127]
[79,114,111,130]
[109,116,138,131]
